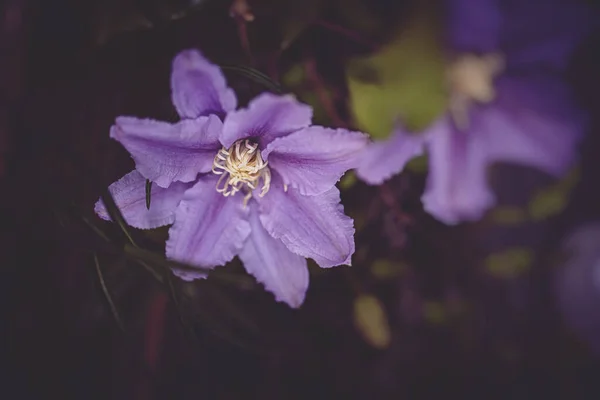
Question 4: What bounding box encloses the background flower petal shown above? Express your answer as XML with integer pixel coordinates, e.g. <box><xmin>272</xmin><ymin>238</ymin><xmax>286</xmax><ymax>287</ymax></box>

<box><xmin>165</xmin><ymin>176</ymin><xmax>251</xmax><ymax>272</ymax></box>
<box><xmin>257</xmin><ymin>181</ymin><xmax>355</xmax><ymax>268</ymax></box>
<box><xmin>501</xmin><ymin>0</ymin><xmax>596</xmax><ymax>71</ymax></box>
<box><xmin>356</xmin><ymin>124</ymin><xmax>427</xmax><ymax>185</ymax></box>
<box><xmin>110</xmin><ymin>115</ymin><xmax>222</xmax><ymax>188</ymax></box>
<box><xmin>220</xmin><ymin>93</ymin><xmax>312</xmax><ymax>149</ymax></box>
<box><xmin>171</xmin><ymin>268</ymin><xmax>207</xmax><ymax>282</ymax></box>
<box><xmin>446</xmin><ymin>0</ymin><xmax>502</xmax><ymax>52</ymax></box>
<box><xmin>481</xmin><ymin>76</ymin><xmax>585</xmax><ymax>177</ymax></box>
<box><xmin>421</xmin><ymin>119</ymin><xmax>496</xmax><ymax>225</ymax></box>
<box><xmin>95</xmin><ymin>170</ymin><xmax>191</xmax><ymax>229</ymax></box>
<box><xmin>262</xmin><ymin>126</ymin><xmax>368</xmax><ymax>196</ymax></box>
<box><xmin>239</xmin><ymin>202</ymin><xmax>309</xmax><ymax>308</ymax></box>
<box><xmin>555</xmin><ymin>223</ymin><xmax>600</xmax><ymax>355</ymax></box>
<box><xmin>171</xmin><ymin>49</ymin><xmax>237</xmax><ymax>119</ymax></box>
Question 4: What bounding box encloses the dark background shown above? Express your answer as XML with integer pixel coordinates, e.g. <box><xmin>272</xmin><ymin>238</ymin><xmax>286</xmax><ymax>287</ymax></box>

<box><xmin>3</xmin><ymin>0</ymin><xmax>600</xmax><ymax>398</ymax></box>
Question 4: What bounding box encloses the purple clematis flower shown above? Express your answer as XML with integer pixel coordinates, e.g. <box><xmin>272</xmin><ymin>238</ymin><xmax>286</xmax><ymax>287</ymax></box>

<box><xmin>554</xmin><ymin>222</ymin><xmax>600</xmax><ymax>355</ymax></box>
<box><xmin>95</xmin><ymin>49</ymin><xmax>368</xmax><ymax>307</ymax></box>
<box><xmin>356</xmin><ymin>0</ymin><xmax>595</xmax><ymax>225</ymax></box>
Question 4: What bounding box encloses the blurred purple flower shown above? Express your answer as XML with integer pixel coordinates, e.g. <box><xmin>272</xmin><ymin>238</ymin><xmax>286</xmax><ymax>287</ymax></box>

<box><xmin>96</xmin><ymin>49</ymin><xmax>367</xmax><ymax>307</ymax></box>
<box><xmin>357</xmin><ymin>0</ymin><xmax>594</xmax><ymax>224</ymax></box>
<box><xmin>555</xmin><ymin>222</ymin><xmax>600</xmax><ymax>354</ymax></box>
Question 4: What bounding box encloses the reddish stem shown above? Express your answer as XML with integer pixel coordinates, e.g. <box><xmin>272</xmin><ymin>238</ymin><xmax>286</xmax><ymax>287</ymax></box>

<box><xmin>303</xmin><ymin>56</ymin><xmax>347</xmax><ymax>128</ymax></box>
<box><xmin>235</xmin><ymin>19</ymin><xmax>254</xmax><ymax>66</ymax></box>
<box><xmin>230</xmin><ymin>0</ymin><xmax>255</xmax><ymax>65</ymax></box>
<box><xmin>136</xmin><ymin>292</ymin><xmax>168</xmax><ymax>400</ymax></box>
<box><xmin>313</xmin><ymin>19</ymin><xmax>379</xmax><ymax>50</ymax></box>
<box><xmin>266</xmin><ymin>49</ymin><xmax>281</xmax><ymax>82</ymax></box>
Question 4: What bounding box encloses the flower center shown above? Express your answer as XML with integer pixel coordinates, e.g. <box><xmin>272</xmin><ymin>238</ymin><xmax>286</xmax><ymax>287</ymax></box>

<box><xmin>211</xmin><ymin>139</ymin><xmax>271</xmax><ymax>204</ymax></box>
<box><xmin>446</xmin><ymin>53</ymin><xmax>504</xmax><ymax>129</ymax></box>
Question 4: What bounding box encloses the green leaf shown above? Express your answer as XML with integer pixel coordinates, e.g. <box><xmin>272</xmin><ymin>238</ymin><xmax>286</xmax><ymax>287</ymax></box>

<box><xmin>92</xmin><ymin>252</ymin><xmax>126</xmax><ymax>332</ymax></box>
<box><xmin>370</xmin><ymin>259</ymin><xmax>406</xmax><ymax>279</ymax></box>
<box><xmin>338</xmin><ymin>171</ymin><xmax>357</xmax><ymax>190</ymax></box>
<box><xmin>346</xmin><ymin>3</ymin><xmax>447</xmax><ymax>139</ymax></box>
<box><xmin>122</xmin><ymin>244</ymin><xmax>255</xmax><ymax>289</ymax></box>
<box><xmin>423</xmin><ymin>301</ymin><xmax>446</xmax><ymax>325</ymax></box>
<box><xmin>528</xmin><ymin>187</ymin><xmax>570</xmax><ymax>221</ymax></box>
<box><xmin>353</xmin><ymin>294</ymin><xmax>391</xmax><ymax>349</ymax></box>
<box><xmin>405</xmin><ymin>154</ymin><xmax>429</xmax><ymax>174</ymax></box>
<box><xmin>485</xmin><ymin>248</ymin><xmax>534</xmax><ymax>279</ymax></box>
<box><xmin>528</xmin><ymin>166</ymin><xmax>580</xmax><ymax>221</ymax></box>
<box><xmin>490</xmin><ymin>206</ymin><xmax>528</xmax><ymax>226</ymax></box>
<box><xmin>98</xmin><ymin>188</ymin><xmax>138</xmax><ymax>247</ymax></box>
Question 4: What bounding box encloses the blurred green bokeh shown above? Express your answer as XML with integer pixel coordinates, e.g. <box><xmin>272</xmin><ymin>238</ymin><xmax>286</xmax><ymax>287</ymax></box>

<box><xmin>346</xmin><ymin>2</ymin><xmax>447</xmax><ymax>139</ymax></box>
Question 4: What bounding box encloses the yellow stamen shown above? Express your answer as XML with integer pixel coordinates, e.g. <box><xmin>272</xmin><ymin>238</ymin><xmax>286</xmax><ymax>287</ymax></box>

<box><xmin>212</xmin><ymin>139</ymin><xmax>271</xmax><ymax>205</ymax></box>
<box><xmin>446</xmin><ymin>53</ymin><xmax>504</xmax><ymax>129</ymax></box>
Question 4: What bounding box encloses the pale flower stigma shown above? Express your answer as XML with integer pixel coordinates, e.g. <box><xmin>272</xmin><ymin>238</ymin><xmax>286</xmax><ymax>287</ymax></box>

<box><xmin>212</xmin><ymin>139</ymin><xmax>271</xmax><ymax>206</ymax></box>
<box><xmin>446</xmin><ymin>52</ymin><xmax>505</xmax><ymax>130</ymax></box>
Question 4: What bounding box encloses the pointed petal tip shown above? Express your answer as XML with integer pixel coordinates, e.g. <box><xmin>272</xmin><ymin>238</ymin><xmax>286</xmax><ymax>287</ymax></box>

<box><xmin>285</xmin><ymin>295</ymin><xmax>305</xmax><ymax>309</ymax></box>
<box><xmin>109</xmin><ymin>116</ymin><xmax>222</xmax><ymax>188</ymax></box>
<box><xmin>317</xmin><ymin>249</ymin><xmax>354</xmax><ymax>268</ymax></box>
<box><xmin>355</xmin><ymin>128</ymin><xmax>426</xmax><ymax>186</ymax></box>
<box><xmin>173</xmin><ymin>48</ymin><xmax>206</xmax><ymax>65</ymax></box>
<box><xmin>422</xmin><ymin>192</ymin><xmax>495</xmax><ymax>226</ymax></box>
<box><xmin>94</xmin><ymin>198</ymin><xmax>109</xmax><ymax>220</ymax></box>
<box><xmin>109</xmin><ymin>121</ymin><xmax>125</xmax><ymax>143</ymax></box>
<box><xmin>171</xmin><ymin>48</ymin><xmax>237</xmax><ymax>118</ymax></box>
<box><xmin>355</xmin><ymin>167</ymin><xmax>391</xmax><ymax>186</ymax></box>
<box><xmin>109</xmin><ymin>123</ymin><xmax>118</xmax><ymax>139</ymax></box>
<box><xmin>274</xmin><ymin>289</ymin><xmax>306</xmax><ymax>308</ymax></box>
<box><xmin>172</xmin><ymin>268</ymin><xmax>208</xmax><ymax>281</ymax></box>
<box><xmin>257</xmin><ymin>181</ymin><xmax>355</xmax><ymax>271</ymax></box>
<box><xmin>110</xmin><ymin>116</ymin><xmax>143</xmax><ymax>138</ymax></box>
<box><xmin>239</xmin><ymin>204</ymin><xmax>309</xmax><ymax>309</ymax></box>
<box><xmin>94</xmin><ymin>170</ymin><xmax>189</xmax><ymax>229</ymax></box>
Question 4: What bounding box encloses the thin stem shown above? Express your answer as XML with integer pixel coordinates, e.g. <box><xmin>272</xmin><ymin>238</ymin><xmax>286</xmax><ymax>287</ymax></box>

<box><xmin>303</xmin><ymin>56</ymin><xmax>347</xmax><ymax>128</ymax></box>
<box><xmin>313</xmin><ymin>19</ymin><xmax>379</xmax><ymax>50</ymax></box>
<box><xmin>230</xmin><ymin>0</ymin><xmax>255</xmax><ymax>65</ymax></box>
<box><xmin>93</xmin><ymin>252</ymin><xmax>126</xmax><ymax>332</ymax></box>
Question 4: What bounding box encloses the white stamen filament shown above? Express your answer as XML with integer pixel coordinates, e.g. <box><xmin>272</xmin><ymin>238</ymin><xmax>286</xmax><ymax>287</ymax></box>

<box><xmin>212</xmin><ymin>139</ymin><xmax>271</xmax><ymax>206</ymax></box>
<box><xmin>446</xmin><ymin>52</ymin><xmax>504</xmax><ymax>130</ymax></box>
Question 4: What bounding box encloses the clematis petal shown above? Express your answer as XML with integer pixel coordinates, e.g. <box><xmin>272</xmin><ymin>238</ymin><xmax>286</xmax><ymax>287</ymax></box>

<box><xmin>257</xmin><ymin>180</ymin><xmax>355</xmax><ymax>268</ymax></box>
<box><xmin>555</xmin><ymin>223</ymin><xmax>600</xmax><ymax>355</ymax></box>
<box><xmin>421</xmin><ymin>118</ymin><xmax>495</xmax><ymax>225</ymax></box>
<box><xmin>165</xmin><ymin>176</ymin><xmax>251</xmax><ymax>276</ymax></box>
<box><xmin>262</xmin><ymin>126</ymin><xmax>368</xmax><ymax>196</ymax></box>
<box><xmin>172</xmin><ymin>268</ymin><xmax>207</xmax><ymax>282</ymax></box>
<box><xmin>446</xmin><ymin>0</ymin><xmax>502</xmax><ymax>52</ymax></box>
<box><xmin>356</xmin><ymin>124</ymin><xmax>427</xmax><ymax>185</ymax></box>
<box><xmin>110</xmin><ymin>115</ymin><xmax>223</xmax><ymax>188</ymax></box>
<box><xmin>502</xmin><ymin>0</ymin><xmax>595</xmax><ymax>71</ymax></box>
<box><xmin>239</xmin><ymin>202</ymin><xmax>309</xmax><ymax>308</ymax></box>
<box><xmin>171</xmin><ymin>49</ymin><xmax>237</xmax><ymax>119</ymax></box>
<box><xmin>481</xmin><ymin>76</ymin><xmax>585</xmax><ymax>177</ymax></box>
<box><xmin>220</xmin><ymin>92</ymin><xmax>312</xmax><ymax>149</ymax></box>
<box><xmin>95</xmin><ymin>170</ymin><xmax>191</xmax><ymax>229</ymax></box>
